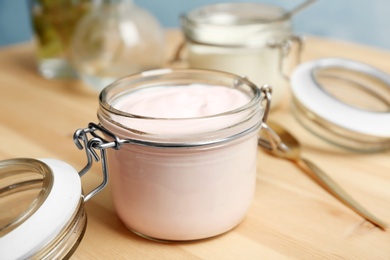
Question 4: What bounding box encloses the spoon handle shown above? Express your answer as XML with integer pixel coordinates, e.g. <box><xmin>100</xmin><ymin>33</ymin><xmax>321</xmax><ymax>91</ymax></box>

<box><xmin>298</xmin><ymin>158</ymin><xmax>387</xmax><ymax>230</ymax></box>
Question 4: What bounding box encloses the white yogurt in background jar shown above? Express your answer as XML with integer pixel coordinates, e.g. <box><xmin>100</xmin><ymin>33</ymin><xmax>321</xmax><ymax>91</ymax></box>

<box><xmin>97</xmin><ymin>69</ymin><xmax>271</xmax><ymax>241</ymax></box>
<box><xmin>180</xmin><ymin>2</ymin><xmax>303</xmax><ymax>110</ymax></box>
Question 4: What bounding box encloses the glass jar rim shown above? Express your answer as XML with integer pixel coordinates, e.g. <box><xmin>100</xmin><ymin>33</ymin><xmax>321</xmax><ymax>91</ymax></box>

<box><xmin>99</xmin><ymin>68</ymin><xmax>262</xmax><ymax>121</ymax></box>
<box><xmin>180</xmin><ymin>3</ymin><xmax>293</xmax><ymax>47</ymax></box>
<box><xmin>183</xmin><ymin>3</ymin><xmax>289</xmax><ymax>26</ymax></box>
<box><xmin>97</xmin><ymin>68</ymin><xmax>268</xmax><ymax>146</ymax></box>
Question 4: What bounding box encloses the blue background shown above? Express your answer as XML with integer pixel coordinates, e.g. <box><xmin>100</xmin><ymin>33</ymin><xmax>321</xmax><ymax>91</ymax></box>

<box><xmin>1</xmin><ymin>0</ymin><xmax>390</xmax><ymax>50</ymax></box>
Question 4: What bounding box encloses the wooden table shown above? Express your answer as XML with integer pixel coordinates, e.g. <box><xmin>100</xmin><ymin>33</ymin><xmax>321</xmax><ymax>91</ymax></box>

<box><xmin>1</xmin><ymin>31</ymin><xmax>389</xmax><ymax>259</ymax></box>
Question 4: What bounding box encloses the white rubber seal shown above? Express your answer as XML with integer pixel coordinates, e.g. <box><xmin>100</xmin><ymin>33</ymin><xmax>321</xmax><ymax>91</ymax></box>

<box><xmin>291</xmin><ymin>57</ymin><xmax>390</xmax><ymax>137</ymax></box>
<box><xmin>0</xmin><ymin>158</ymin><xmax>82</xmax><ymax>260</ymax></box>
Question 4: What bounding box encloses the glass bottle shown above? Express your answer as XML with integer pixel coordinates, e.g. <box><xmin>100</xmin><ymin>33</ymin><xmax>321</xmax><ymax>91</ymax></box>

<box><xmin>71</xmin><ymin>0</ymin><xmax>165</xmax><ymax>91</ymax></box>
<box><xmin>30</xmin><ymin>0</ymin><xmax>90</xmax><ymax>79</ymax></box>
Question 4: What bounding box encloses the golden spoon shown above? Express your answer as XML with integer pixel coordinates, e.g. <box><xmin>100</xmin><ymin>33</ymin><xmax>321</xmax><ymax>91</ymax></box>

<box><xmin>258</xmin><ymin>121</ymin><xmax>387</xmax><ymax>230</ymax></box>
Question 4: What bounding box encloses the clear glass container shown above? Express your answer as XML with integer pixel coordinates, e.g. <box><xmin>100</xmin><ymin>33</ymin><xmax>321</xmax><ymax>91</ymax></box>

<box><xmin>0</xmin><ymin>158</ymin><xmax>86</xmax><ymax>259</ymax></box>
<box><xmin>93</xmin><ymin>68</ymin><xmax>271</xmax><ymax>241</ymax></box>
<box><xmin>30</xmin><ymin>0</ymin><xmax>90</xmax><ymax>79</ymax></box>
<box><xmin>71</xmin><ymin>0</ymin><xmax>165</xmax><ymax>92</ymax></box>
<box><xmin>180</xmin><ymin>2</ymin><xmax>302</xmax><ymax>110</ymax></box>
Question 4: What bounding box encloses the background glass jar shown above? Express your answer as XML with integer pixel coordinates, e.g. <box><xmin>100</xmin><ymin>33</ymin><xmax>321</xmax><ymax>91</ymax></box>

<box><xmin>30</xmin><ymin>0</ymin><xmax>90</xmax><ymax>79</ymax></box>
<box><xmin>179</xmin><ymin>2</ymin><xmax>304</xmax><ymax>110</ymax></box>
<box><xmin>70</xmin><ymin>0</ymin><xmax>165</xmax><ymax>92</ymax></box>
<box><xmin>83</xmin><ymin>68</ymin><xmax>271</xmax><ymax>241</ymax></box>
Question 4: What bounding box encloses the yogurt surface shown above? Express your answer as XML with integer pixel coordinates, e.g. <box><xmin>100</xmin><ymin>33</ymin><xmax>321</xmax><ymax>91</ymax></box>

<box><xmin>113</xmin><ymin>84</ymin><xmax>250</xmax><ymax>118</ymax></box>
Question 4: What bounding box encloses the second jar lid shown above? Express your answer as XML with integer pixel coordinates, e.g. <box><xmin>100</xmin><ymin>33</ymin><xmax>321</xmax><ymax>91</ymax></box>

<box><xmin>290</xmin><ymin>57</ymin><xmax>390</xmax><ymax>152</ymax></box>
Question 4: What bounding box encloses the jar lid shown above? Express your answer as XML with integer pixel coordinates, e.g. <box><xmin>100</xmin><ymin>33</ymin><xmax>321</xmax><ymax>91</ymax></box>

<box><xmin>0</xmin><ymin>158</ymin><xmax>85</xmax><ymax>259</ymax></box>
<box><xmin>290</xmin><ymin>57</ymin><xmax>390</xmax><ymax>152</ymax></box>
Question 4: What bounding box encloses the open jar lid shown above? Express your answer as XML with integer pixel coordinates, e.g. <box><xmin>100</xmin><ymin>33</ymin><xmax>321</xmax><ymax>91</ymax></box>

<box><xmin>0</xmin><ymin>158</ymin><xmax>86</xmax><ymax>259</ymax></box>
<box><xmin>290</xmin><ymin>57</ymin><xmax>390</xmax><ymax>152</ymax></box>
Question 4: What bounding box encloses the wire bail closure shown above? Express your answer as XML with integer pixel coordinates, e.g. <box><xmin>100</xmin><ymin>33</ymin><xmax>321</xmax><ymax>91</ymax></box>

<box><xmin>259</xmin><ymin>84</ymin><xmax>272</xmax><ymax>123</ymax></box>
<box><xmin>266</xmin><ymin>35</ymin><xmax>303</xmax><ymax>81</ymax></box>
<box><xmin>73</xmin><ymin>123</ymin><xmax>123</xmax><ymax>202</ymax></box>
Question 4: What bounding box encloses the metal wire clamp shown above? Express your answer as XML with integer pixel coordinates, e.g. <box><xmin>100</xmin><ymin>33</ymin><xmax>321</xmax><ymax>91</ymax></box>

<box><xmin>73</xmin><ymin>123</ymin><xmax>123</xmax><ymax>202</ymax></box>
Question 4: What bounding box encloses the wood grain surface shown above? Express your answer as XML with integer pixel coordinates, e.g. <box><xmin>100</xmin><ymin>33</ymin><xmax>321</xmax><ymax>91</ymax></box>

<box><xmin>1</xmin><ymin>30</ymin><xmax>389</xmax><ymax>259</ymax></box>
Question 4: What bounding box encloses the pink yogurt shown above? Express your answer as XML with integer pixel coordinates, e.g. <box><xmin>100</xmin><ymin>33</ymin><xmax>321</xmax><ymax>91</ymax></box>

<box><xmin>97</xmin><ymin>69</ymin><xmax>268</xmax><ymax>241</ymax></box>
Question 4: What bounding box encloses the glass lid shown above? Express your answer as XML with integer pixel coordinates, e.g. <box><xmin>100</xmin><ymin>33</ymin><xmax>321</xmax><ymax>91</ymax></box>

<box><xmin>290</xmin><ymin>57</ymin><xmax>390</xmax><ymax>152</ymax></box>
<box><xmin>0</xmin><ymin>158</ymin><xmax>84</xmax><ymax>259</ymax></box>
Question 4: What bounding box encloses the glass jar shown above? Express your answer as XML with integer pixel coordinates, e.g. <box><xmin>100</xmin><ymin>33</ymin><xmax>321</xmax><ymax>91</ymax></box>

<box><xmin>30</xmin><ymin>0</ymin><xmax>90</xmax><ymax>79</ymax></box>
<box><xmin>0</xmin><ymin>158</ymin><xmax>87</xmax><ymax>259</ymax></box>
<box><xmin>75</xmin><ymin>68</ymin><xmax>271</xmax><ymax>241</ymax></box>
<box><xmin>70</xmin><ymin>0</ymin><xmax>165</xmax><ymax>92</ymax></box>
<box><xmin>180</xmin><ymin>2</ymin><xmax>302</xmax><ymax>110</ymax></box>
